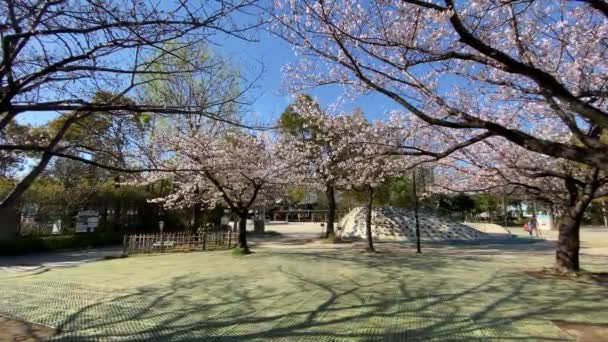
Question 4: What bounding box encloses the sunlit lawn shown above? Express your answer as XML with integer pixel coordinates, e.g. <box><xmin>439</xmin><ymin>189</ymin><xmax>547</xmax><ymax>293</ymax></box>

<box><xmin>0</xmin><ymin>242</ymin><xmax>607</xmax><ymax>341</ymax></box>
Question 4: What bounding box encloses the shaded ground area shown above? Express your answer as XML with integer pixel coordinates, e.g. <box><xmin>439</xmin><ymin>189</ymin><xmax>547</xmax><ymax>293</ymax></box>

<box><xmin>0</xmin><ymin>225</ymin><xmax>606</xmax><ymax>340</ymax></box>
<box><xmin>0</xmin><ymin>315</ymin><xmax>58</xmax><ymax>341</ymax></box>
<box><xmin>0</xmin><ymin>246</ymin><xmax>122</xmax><ymax>273</ymax></box>
<box><xmin>553</xmin><ymin>320</ymin><xmax>608</xmax><ymax>342</ymax></box>
<box><xmin>0</xmin><ymin>244</ymin><xmax>607</xmax><ymax>340</ymax></box>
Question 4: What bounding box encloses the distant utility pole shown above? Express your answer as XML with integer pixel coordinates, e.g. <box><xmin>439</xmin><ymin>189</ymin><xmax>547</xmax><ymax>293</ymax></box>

<box><xmin>411</xmin><ymin>169</ymin><xmax>422</xmax><ymax>254</ymax></box>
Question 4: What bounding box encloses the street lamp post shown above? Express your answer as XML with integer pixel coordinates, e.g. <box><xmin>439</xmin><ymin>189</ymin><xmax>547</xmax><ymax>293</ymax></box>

<box><xmin>159</xmin><ymin>221</ymin><xmax>165</xmax><ymax>253</ymax></box>
<box><xmin>411</xmin><ymin>169</ymin><xmax>422</xmax><ymax>254</ymax></box>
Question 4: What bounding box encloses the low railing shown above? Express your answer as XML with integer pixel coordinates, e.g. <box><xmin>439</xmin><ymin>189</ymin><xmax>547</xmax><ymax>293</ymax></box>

<box><xmin>124</xmin><ymin>231</ymin><xmax>238</xmax><ymax>255</ymax></box>
<box><xmin>271</xmin><ymin>210</ymin><xmax>348</xmax><ymax>223</ymax></box>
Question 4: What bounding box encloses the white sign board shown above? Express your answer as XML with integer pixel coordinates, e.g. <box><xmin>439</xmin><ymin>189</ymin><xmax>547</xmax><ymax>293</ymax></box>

<box><xmin>75</xmin><ymin>210</ymin><xmax>99</xmax><ymax>233</ymax></box>
<box><xmin>537</xmin><ymin>214</ymin><xmax>554</xmax><ymax>231</ymax></box>
<box><xmin>52</xmin><ymin>219</ymin><xmax>62</xmax><ymax>234</ymax></box>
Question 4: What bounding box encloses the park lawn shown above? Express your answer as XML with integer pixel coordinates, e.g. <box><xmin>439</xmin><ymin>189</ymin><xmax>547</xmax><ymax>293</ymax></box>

<box><xmin>0</xmin><ymin>245</ymin><xmax>606</xmax><ymax>341</ymax></box>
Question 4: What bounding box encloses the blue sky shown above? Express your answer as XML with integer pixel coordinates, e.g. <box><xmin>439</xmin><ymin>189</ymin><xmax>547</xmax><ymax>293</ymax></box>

<box><xmin>17</xmin><ymin>29</ymin><xmax>400</xmax><ymax>127</ymax></box>
<box><xmin>219</xmin><ymin>30</ymin><xmax>399</xmax><ymax>122</ymax></box>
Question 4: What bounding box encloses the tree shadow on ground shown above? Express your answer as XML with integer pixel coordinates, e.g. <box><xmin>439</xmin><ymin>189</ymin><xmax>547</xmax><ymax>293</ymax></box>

<box><xmin>351</xmin><ymin>239</ymin><xmax>557</xmax><ymax>258</ymax></box>
<box><xmin>0</xmin><ymin>247</ymin><xmax>122</xmax><ymax>271</ymax></box>
<box><xmin>0</xmin><ymin>250</ymin><xmax>604</xmax><ymax>341</ymax></box>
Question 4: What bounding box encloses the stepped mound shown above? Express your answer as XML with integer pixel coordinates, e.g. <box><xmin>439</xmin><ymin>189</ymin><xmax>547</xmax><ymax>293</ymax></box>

<box><xmin>338</xmin><ymin>206</ymin><xmax>489</xmax><ymax>241</ymax></box>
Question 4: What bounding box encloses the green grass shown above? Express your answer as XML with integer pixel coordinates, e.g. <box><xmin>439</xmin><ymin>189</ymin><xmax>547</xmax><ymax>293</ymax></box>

<box><xmin>231</xmin><ymin>247</ymin><xmax>253</xmax><ymax>256</ymax></box>
<box><xmin>0</xmin><ymin>244</ymin><xmax>606</xmax><ymax>341</ymax></box>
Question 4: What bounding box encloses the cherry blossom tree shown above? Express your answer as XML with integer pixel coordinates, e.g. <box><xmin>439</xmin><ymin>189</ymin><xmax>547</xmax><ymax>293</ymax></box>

<box><xmin>278</xmin><ymin>95</ymin><xmax>369</xmax><ymax>239</ymax></box>
<box><xmin>279</xmin><ymin>93</ymin><xmax>480</xmax><ymax>241</ymax></box>
<box><xmin>145</xmin><ymin>126</ymin><xmax>289</xmax><ymax>254</ymax></box>
<box><xmin>343</xmin><ymin>120</ymin><xmax>403</xmax><ymax>252</ymax></box>
<box><xmin>434</xmin><ymin>137</ymin><xmax>608</xmax><ymax>272</ymax></box>
<box><xmin>0</xmin><ymin>0</ymin><xmax>260</xmax><ymax>209</ymax></box>
<box><xmin>269</xmin><ymin>1</ymin><xmax>608</xmax><ymax>171</ymax></box>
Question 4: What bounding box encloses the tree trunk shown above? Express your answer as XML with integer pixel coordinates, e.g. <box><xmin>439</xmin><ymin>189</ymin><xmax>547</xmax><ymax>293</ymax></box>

<box><xmin>100</xmin><ymin>204</ymin><xmax>108</xmax><ymax>231</ymax></box>
<box><xmin>191</xmin><ymin>185</ymin><xmax>202</xmax><ymax>231</ymax></box>
<box><xmin>555</xmin><ymin>210</ymin><xmax>583</xmax><ymax>272</ymax></box>
<box><xmin>365</xmin><ymin>187</ymin><xmax>375</xmax><ymax>252</ymax></box>
<box><xmin>502</xmin><ymin>194</ymin><xmax>508</xmax><ymax>228</ymax></box>
<box><xmin>325</xmin><ymin>185</ymin><xmax>336</xmax><ymax>240</ymax></box>
<box><xmin>517</xmin><ymin>202</ymin><xmax>524</xmax><ymax>218</ymax></box>
<box><xmin>0</xmin><ymin>114</ymin><xmax>81</xmax><ymax>210</ymax></box>
<box><xmin>191</xmin><ymin>202</ymin><xmax>202</xmax><ymax>231</ymax></box>
<box><xmin>555</xmin><ymin>196</ymin><xmax>594</xmax><ymax>273</ymax></box>
<box><xmin>0</xmin><ymin>153</ymin><xmax>53</xmax><ymax>210</ymax></box>
<box><xmin>238</xmin><ymin>210</ymin><xmax>251</xmax><ymax>253</ymax></box>
<box><xmin>601</xmin><ymin>199</ymin><xmax>608</xmax><ymax>230</ymax></box>
<box><xmin>232</xmin><ymin>213</ymin><xmax>238</xmax><ymax>232</ymax></box>
<box><xmin>555</xmin><ymin>174</ymin><xmax>597</xmax><ymax>273</ymax></box>
<box><xmin>113</xmin><ymin>176</ymin><xmax>122</xmax><ymax>232</ymax></box>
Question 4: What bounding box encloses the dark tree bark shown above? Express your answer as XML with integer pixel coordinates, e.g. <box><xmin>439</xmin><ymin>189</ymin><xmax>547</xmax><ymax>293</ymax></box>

<box><xmin>232</xmin><ymin>213</ymin><xmax>238</xmax><ymax>232</ymax></box>
<box><xmin>555</xmin><ymin>172</ymin><xmax>599</xmax><ymax>272</ymax></box>
<box><xmin>190</xmin><ymin>185</ymin><xmax>203</xmax><ymax>230</ymax></box>
<box><xmin>325</xmin><ymin>185</ymin><xmax>336</xmax><ymax>239</ymax></box>
<box><xmin>113</xmin><ymin>175</ymin><xmax>122</xmax><ymax>232</ymax></box>
<box><xmin>0</xmin><ymin>113</ymin><xmax>80</xmax><ymax>210</ymax></box>
<box><xmin>100</xmin><ymin>204</ymin><xmax>108</xmax><ymax>230</ymax></box>
<box><xmin>555</xmin><ymin>207</ymin><xmax>584</xmax><ymax>272</ymax></box>
<box><xmin>365</xmin><ymin>186</ymin><xmax>375</xmax><ymax>252</ymax></box>
<box><xmin>0</xmin><ymin>152</ymin><xmax>52</xmax><ymax>210</ymax></box>
<box><xmin>237</xmin><ymin>209</ymin><xmax>251</xmax><ymax>253</ymax></box>
<box><xmin>191</xmin><ymin>203</ymin><xmax>201</xmax><ymax>230</ymax></box>
<box><xmin>203</xmin><ymin>171</ymin><xmax>263</xmax><ymax>254</ymax></box>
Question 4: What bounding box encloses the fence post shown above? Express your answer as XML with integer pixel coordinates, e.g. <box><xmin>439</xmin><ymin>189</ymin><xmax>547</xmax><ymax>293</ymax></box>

<box><xmin>203</xmin><ymin>230</ymin><xmax>207</xmax><ymax>251</ymax></box>
<box><xmin>228</xmin><ymin>229</ymin><xmax>232</xmax><ymax>248</ymax></box>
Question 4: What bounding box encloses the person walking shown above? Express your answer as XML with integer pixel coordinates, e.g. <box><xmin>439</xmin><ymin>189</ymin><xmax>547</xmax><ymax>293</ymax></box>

<box><xmin>529</xmin><ymin>215</ymin><xmax>540</xmax><ymax>237</ymax></box>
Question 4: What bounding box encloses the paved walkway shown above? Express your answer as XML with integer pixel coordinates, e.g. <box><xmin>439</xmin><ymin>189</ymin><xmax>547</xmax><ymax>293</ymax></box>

<box><xmin>2</xmin><ymin>224</ymin><xmax>607</xmax><ymax>272</ymax></box>
<box><xmin>0</xmin><ymin>247</ymin><xmax>122</xmax><ymax>273</ymax></box>
<box><xmin>250</xmin><ymin>222</ymin><xmax>328</xmax><ymax>248</ymax></box>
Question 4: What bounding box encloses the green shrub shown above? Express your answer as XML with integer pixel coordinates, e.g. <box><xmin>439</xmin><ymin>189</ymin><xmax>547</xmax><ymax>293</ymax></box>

<box><xmin>0</xmin><ymin>233</ymin><xmax>122</xmax><ymax>256</ymax></box>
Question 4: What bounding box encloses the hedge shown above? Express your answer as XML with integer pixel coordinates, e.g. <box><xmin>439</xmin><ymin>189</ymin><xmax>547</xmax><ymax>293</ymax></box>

<box><xmin>0</xmin><ymin>233</ymin><xmax>123</xmax><ymax>256</ymax></box>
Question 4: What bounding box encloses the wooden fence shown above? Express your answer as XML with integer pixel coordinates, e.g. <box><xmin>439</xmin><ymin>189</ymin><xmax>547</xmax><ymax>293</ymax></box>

<box><xmin>271</xmin><ymin>210</ymin><xmax>348</xmax><ymax>223</ymax></box>
<box><xmin>124</xmin><ymin>231</ymin><xmax>238</xmax><ymax>255</ymax></box>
